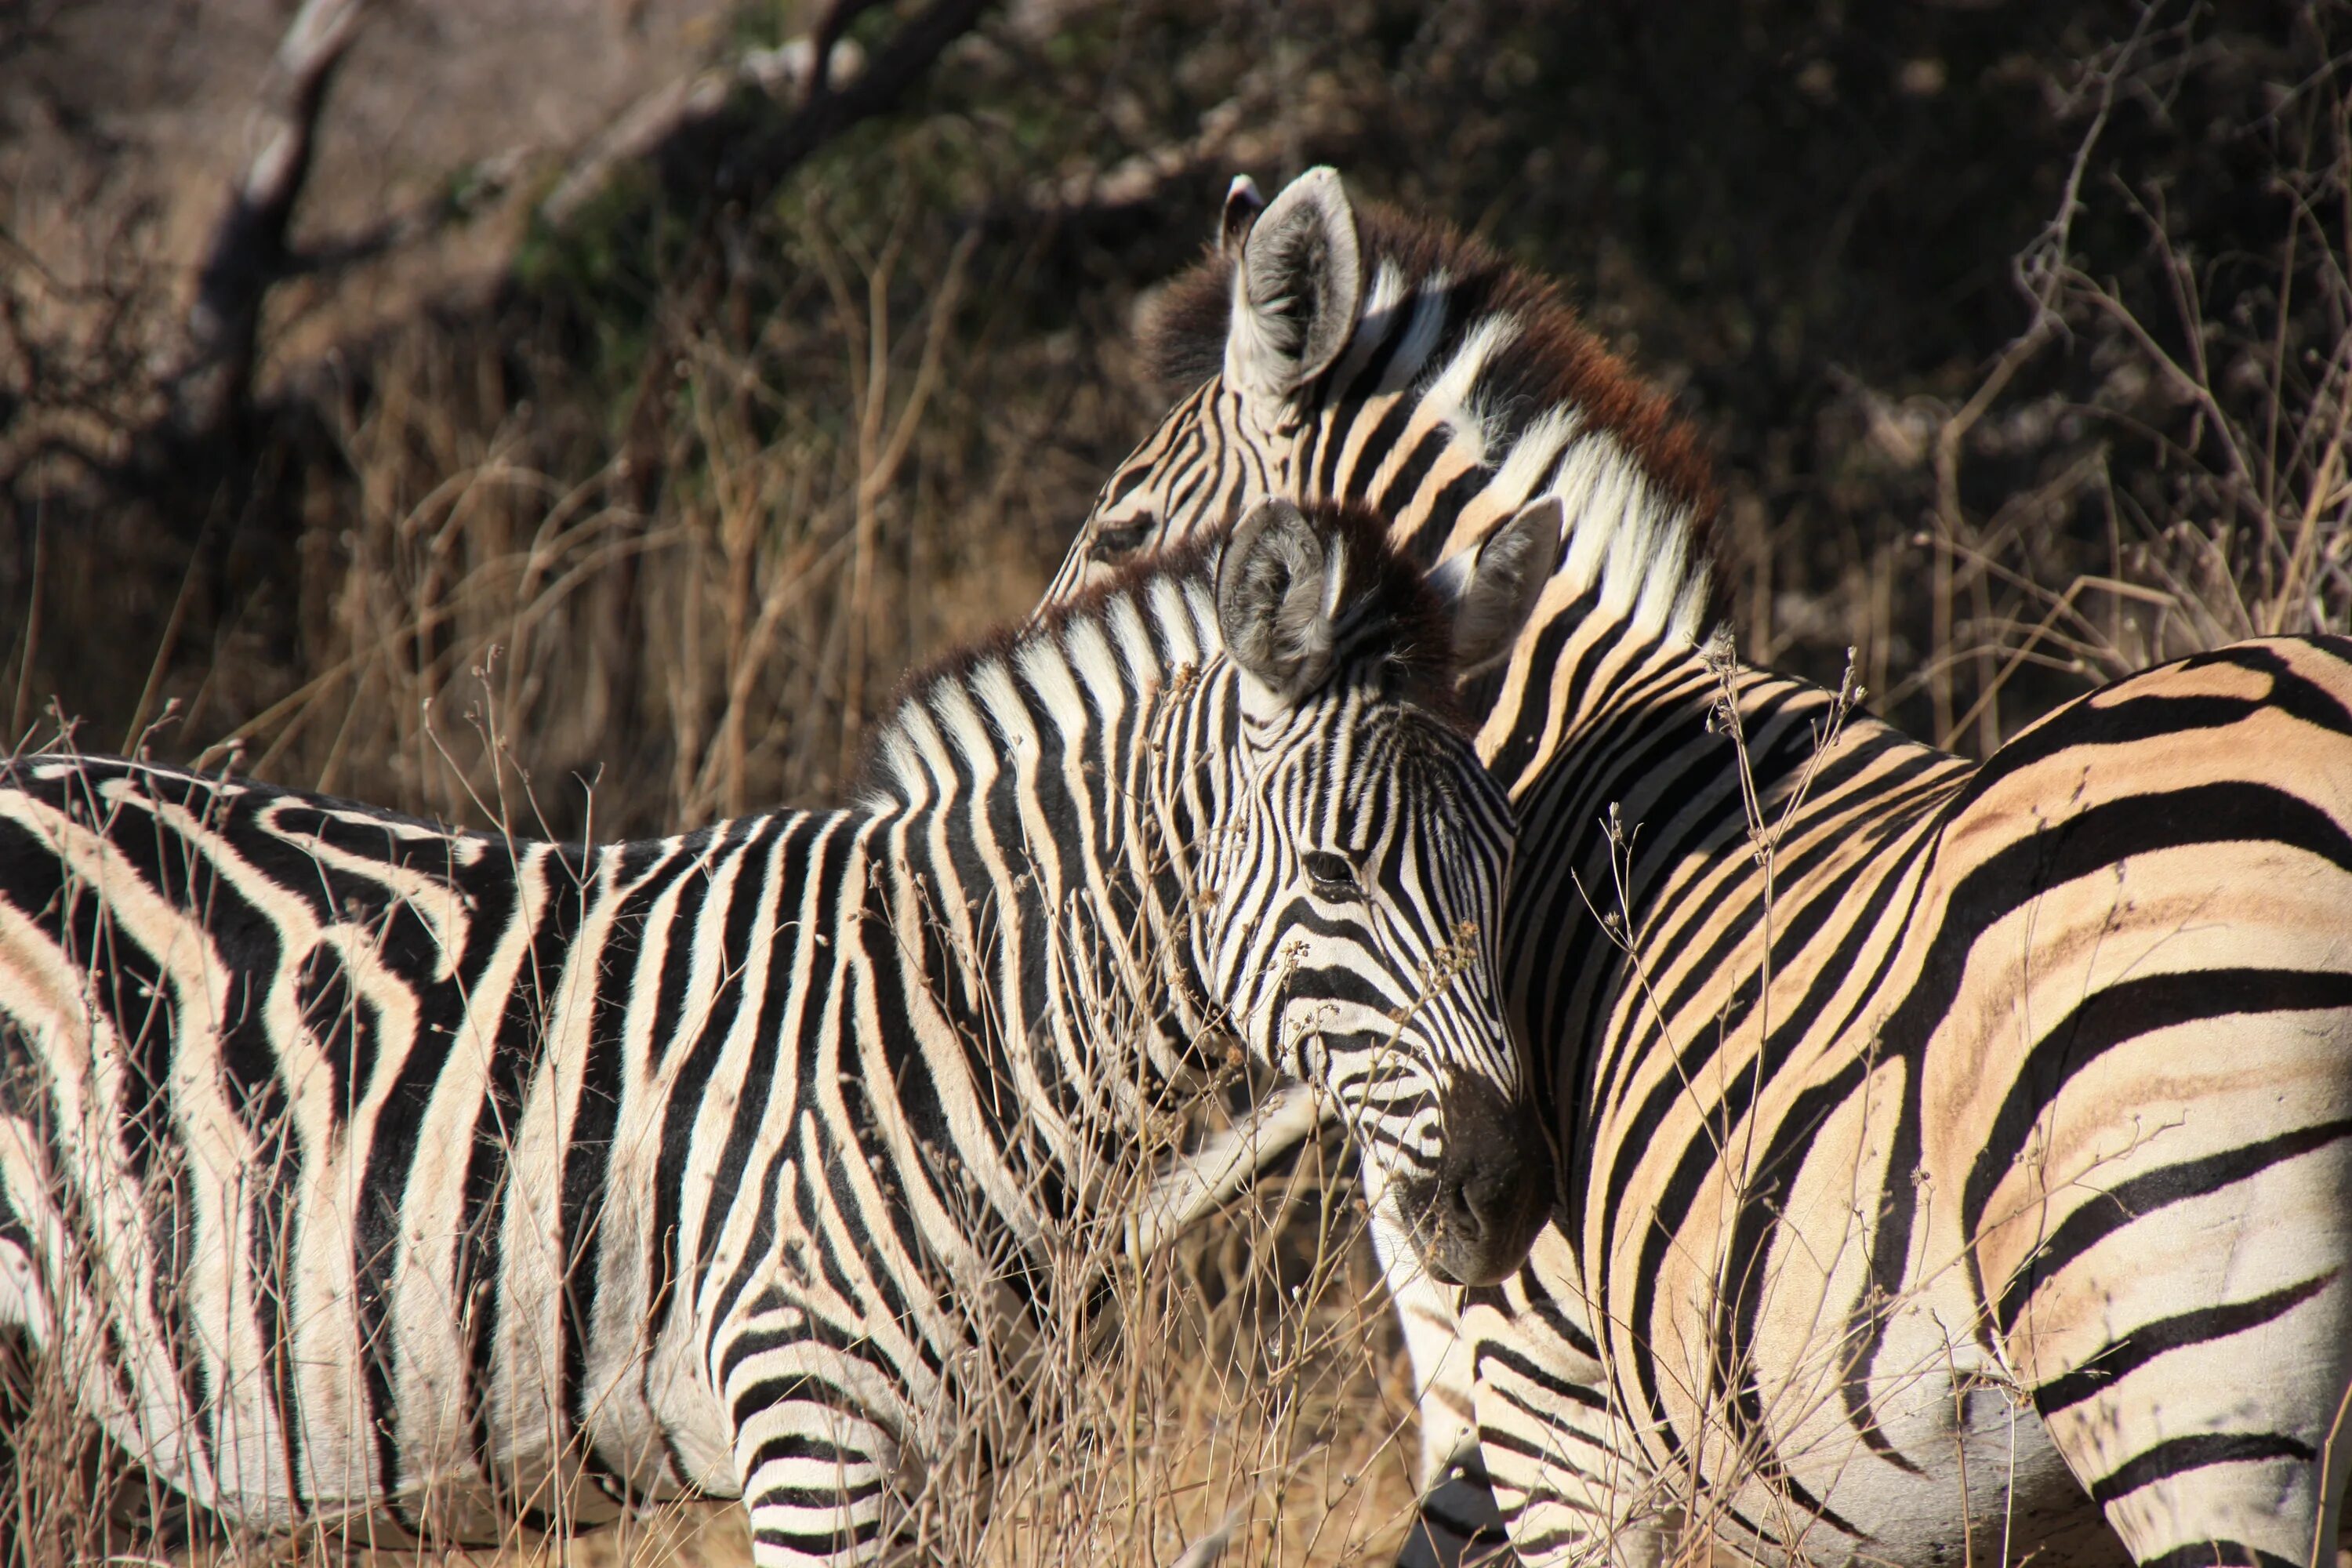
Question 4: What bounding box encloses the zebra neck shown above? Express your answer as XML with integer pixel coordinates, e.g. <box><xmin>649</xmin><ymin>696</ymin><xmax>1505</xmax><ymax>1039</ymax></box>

<box><xmin>858</xmin><ymin>674</ymin><xmax>1229</xmax><ymax>1228</ymax></box>
<box><xmin>1499</xmin><ymin>622</ymin><xmax>1965</xmax><ymax>1134</ymax></box>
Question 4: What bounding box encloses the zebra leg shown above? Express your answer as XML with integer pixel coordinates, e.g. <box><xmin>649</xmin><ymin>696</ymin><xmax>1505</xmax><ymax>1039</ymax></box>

<box><xmin>1374</xmin><ymin>1220</ymin><xmax>1515</xmax><ymax>1568</ymax></box>
<box><xmin>729</xmin><ymin>1370</ymin><xmax>921</xmax><ymax>1568</ymax></box>
<box><xmin>1461</xmin><ymin>1226</ymin><xmax>1671</xmax><ymax>1568</ymax></box>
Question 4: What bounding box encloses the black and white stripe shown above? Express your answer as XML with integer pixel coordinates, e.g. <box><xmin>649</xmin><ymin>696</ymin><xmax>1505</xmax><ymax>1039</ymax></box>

<box><xmin>0</xmin><ymin>499</ymin><xmax>1552</xmax><ymax>1565</ymax></box>
<box><xmin>1044</xmin><ymin>168</ymin><xmax>2352</xmax><ymax>1568</ymax></box>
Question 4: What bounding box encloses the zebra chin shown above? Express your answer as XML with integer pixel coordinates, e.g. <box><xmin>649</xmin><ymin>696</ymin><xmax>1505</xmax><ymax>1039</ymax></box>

<box><xmin>1385</xmin><ymin>1075</ymin><xmax>1553</xmax><ymax>1287</ymax></box>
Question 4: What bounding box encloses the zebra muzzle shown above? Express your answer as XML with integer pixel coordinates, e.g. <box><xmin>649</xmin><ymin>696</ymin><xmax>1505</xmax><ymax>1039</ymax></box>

<box><xmin>1395</xmin><ymin>1074</ymin><xmax>1553</xmax><ymax>1287</ymax></box>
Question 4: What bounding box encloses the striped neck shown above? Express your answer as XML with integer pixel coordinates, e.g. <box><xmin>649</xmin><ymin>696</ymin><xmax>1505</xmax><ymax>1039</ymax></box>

<box><xmin>1496</xmin><ymin>616</ymin><xmax>1970</xmax><ymax>1163</ymax></box>
<box><xmin>856</xmin><ymin>575</ymin><xmax>1240</xmax><ymax>1208</ymax></box>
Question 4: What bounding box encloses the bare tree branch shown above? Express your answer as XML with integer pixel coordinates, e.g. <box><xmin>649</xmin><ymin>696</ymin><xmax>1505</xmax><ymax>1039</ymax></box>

<box><xmin>165</xmin><ymin>0</ymin><xmax>368</xmax><ymax>438</ymax></box>
<box><xmin>713</xmin><ymin>0</ymin><xmax>996</xmax><ymax>205</ymax></box>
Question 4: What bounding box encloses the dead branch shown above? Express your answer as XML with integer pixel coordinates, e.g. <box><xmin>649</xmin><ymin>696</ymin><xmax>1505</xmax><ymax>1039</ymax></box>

<box><xmin>713</xmin><ymin>0</ymin><xmax>996</xmax><ymax>206</ymax></box>
<box><xmin>164</xmin><ymin>0</ymin><xmax>369</xmax><ymax>439</ymax></box>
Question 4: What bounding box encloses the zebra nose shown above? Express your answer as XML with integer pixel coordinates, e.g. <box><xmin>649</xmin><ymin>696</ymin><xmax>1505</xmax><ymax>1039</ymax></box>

<box><xmin>1446</xmin><ymin>1153</ymin><xmax>1519</xmax><ymax>1243</ymax></box>
<box><xmin>1410</xmin><ymin>1076</ymin><xmax>1553</xmax><ymax>1287</ymax></box>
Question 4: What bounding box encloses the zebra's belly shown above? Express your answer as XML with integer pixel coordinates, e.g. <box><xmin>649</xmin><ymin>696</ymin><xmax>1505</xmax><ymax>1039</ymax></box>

<box><xmin>15</xmin><ymin>1330</ymin><xmax>725</xmax><ymax>1546</ymax></box>
<box><xmin>0</xmin><ymin>1299</ymin><xmax>724</xmax><ymax>1544</ymax></box>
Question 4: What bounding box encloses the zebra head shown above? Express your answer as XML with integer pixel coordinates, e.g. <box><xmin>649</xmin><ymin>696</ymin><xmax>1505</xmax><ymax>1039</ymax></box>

<box><xmin>1178</xmin><ymin>495</ymin><xmax>1557</xmax><ymax>1287</ymax></box>
<box><xmin>1044</xmin><ymin>166</ymin><xmax>1362</xmax><ymax>601</ymax></box>
<box><xmin>1042</xmin><ymin>164</ymin><xmax>1711</xmax><ymax>627</ymax></box>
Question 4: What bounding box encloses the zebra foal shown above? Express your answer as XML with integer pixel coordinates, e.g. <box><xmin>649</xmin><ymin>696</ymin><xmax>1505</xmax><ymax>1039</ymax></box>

<box><xmin>0</xmin><ymin>498</ymin><xmax>1555</xmax><ymax>1563</ymax></box>
<box><xmin>1045</xmin><ymin>167</ymin><xmax>2352</xmax><ymax>1568</ymax></box>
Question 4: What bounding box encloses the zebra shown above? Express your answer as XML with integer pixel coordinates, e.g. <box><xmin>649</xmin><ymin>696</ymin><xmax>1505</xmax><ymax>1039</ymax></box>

<box><xmin>0</xmin><ymin>496</ymin><xmax>1559</xmax><ymax>1566</ymax></box>
<box><xmin>1040</xmin><ymin>165</ymin><xmax>2352</xmax><ymax>1568</ymax></box>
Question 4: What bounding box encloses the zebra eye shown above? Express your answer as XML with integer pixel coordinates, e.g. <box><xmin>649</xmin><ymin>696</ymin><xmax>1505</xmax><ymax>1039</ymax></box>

<box><xmin>1088</xmin><ymin>518</ymin><xmax>1156</xmax><ymax>561</ymax></box>
<box><xmin>1302</xmin><ymin>851</ymin><xmax>1359</xmax><ymax>896</ymax></box>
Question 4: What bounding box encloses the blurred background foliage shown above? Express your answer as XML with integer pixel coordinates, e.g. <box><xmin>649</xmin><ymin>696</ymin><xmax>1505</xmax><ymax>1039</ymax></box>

<box><xmin>1</xmin><ymin>0</ymin><xmax>2345</xmax><ymax>836</ymax></box>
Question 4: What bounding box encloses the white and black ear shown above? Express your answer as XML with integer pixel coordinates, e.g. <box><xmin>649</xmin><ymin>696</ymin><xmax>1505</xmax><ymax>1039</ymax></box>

<box><xmin>1217</xmin><ymin>499</ymin><xmax>1348</xmax><ymax>703</ymax></box>
<box><xmin>1218</xmin><ymin>174</ymin><xmax>1265</xmax><ymax>257</ymax></box>
<box><xmin>1427</xmin><ymin>498</ymin><xmax>1563</xmax><ymax>679</ymax></box>
<box><xmin>1225</xmin><ymin>166</ymin><xmax>1364</xmax><ymax>405</ymax></box>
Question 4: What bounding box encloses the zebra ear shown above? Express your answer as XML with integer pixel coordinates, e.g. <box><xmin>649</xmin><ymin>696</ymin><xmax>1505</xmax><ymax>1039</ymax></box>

<box><xmin>1217</xmin><ymin>499</ymin><xmax>1345</xmax><ymax>703</ymax></box>
<box><xmin>1225</xmin><ymin>166</ymin><xmax>1363</xmax><ymax>405</ymax></box>
<box><xmin>1219</xmin><ymin>174</ymin><xmax>1265</xmax><ymax>257</ymax></box>
<box><xmin>1428</xmin><ymin>498</ymin><xmax>1563</xmax><ymax>681</ymax></box>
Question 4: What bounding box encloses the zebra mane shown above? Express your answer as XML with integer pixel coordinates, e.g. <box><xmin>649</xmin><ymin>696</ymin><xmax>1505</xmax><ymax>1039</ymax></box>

<box><xmin>1145</xmin><ymin>194</ymin><xmax>1723</xmax><ymax>642</ymax></box>
<box><xmin>858</xmin><ymin>503</ymin><xmax>1459</xmax><ymax>803</ymax></box>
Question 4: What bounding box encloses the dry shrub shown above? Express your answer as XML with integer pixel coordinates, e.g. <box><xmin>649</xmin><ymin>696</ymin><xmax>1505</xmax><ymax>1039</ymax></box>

<box><xmin>1714</xmin><ymin>2</ymin><xmax>2352</xmax><ymax>758</ymax></box>
<box><xmin>1880</xmin><ymin>2</ymin><xmax>2352</xmax><ymax>760</ymax></box>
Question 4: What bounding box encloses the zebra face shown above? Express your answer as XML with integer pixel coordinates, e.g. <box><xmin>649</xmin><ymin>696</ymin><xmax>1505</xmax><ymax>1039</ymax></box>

<box><xmin>1221</xmin><ymin>704</ymin><xmax>1552</xmax><ymax>1287</ymax></box>
<box><xmin>1045</xmin><ymin>171</ymin><xmax>1368</xmax><ymax>607</ymax></box>
<box><xmin>1047</xmin><ymin>382</ymin><xmax>1276</xmax><ymax>604</ymax></box>
<box><xmin>1199</xmin><ymin>499</ymin><xmax>1555</xmax><ymax>1287</ymax></box>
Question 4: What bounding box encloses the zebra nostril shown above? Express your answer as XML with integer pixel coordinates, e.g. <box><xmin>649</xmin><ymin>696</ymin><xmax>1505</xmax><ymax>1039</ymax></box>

<box><xmin>1452</xmin><ymin>1162</ymin><xmax>1509</xmax><ymax>1239</ymax></box>
<box><xmin>1440</xmin><ymin>1170</ymin><xmax>1479</xmax><ymax>1236</ymax></box>
<box><xmin>1404</xmin><ymin>1076</ymin><xmax>1554</xmax><ymax>1285</ymax></box>
<box><xmin>1436</xmin><ymin>1154</ymin><xmax>1530</xmax><ymax>1258</ymax></box>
